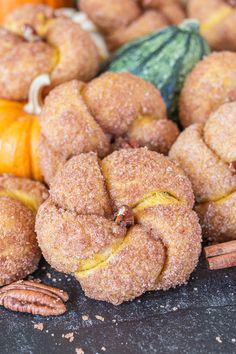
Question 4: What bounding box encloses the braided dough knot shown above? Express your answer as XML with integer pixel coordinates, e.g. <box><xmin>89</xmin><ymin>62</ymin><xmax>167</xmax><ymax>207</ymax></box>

<box><xmin>170</xmin><ymin>102</ymin><xmax>236</xmax><ymax>242</ymax></box>
<box><xmin>0</xmin><ymin>4</ymin><xmax>100</xmax><ymax>101</ymax></box>
<box><xmin>36</xmin><ymin>148</ymin><xmax>201</xmax><ymax>305</ymax></box>
<box><xmin>39</xmin><ymin>72</ymin><xmax>179</xmax><ymax>184</ymax></box>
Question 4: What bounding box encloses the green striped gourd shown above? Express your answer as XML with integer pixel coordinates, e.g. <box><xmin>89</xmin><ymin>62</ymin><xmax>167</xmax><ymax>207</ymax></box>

<box><xmin>108</xmin><ymin>20</ymin><xmax>210</xmax><ymax>120</ymax></box>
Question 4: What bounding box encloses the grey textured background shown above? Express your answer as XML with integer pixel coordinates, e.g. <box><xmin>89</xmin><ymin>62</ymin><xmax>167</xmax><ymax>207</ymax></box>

<box><xmin>0</xmin><ymin>255</ymin><xmax>235</xmax><ymax>354</ymax></box>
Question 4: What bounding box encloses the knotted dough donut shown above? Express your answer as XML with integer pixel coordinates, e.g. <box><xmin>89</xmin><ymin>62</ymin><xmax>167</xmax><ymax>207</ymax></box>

<box><xmin>39</xmin><ymin>72</ymin><xmax>179</xmax><ymax>184</ymax></box>
<box><xmin>179</xmin><ymin>52</ymin><xmax>236</xmax><ymax>127</ymax></box>
<box><xmin>0</xmin><ymin>175</ymin><xmax>48</xmax><ymax>286</ymax></box>
<box><xmin>36</xmin><ymin>148</ymin><xmax>201</xmax><ymax>305</ymax></box>
<box><xmin>0</xmin><ymin>4</ymin><xmax>100</xmax><ymax>101</ymax></box>
<box><xmin>141</xmin><ymin>0</ymin><xmax>186</xmax><ymax>25</ymax></box>
<box><xmin>187</xmin><ymin>0</ymin><xmax>236</xmax><ymax>51</ymax></box>
<box><xmin>79</xmin><ymin>0</ymin><xmax>185</xmax><ymax>50</ymax></box>
<box><xmin>170</xmin><ymin>102</ymin><xmax>236</xmax><ymax>242</ymax></box>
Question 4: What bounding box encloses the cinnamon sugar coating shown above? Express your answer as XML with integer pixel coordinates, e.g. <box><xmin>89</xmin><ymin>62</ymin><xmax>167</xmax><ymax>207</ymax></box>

<box><xmin>142</xmin><ymin>0</ymin><xmax>185</xmax><ymax>25</ymax></box>
<box><xmin>79</xmin><ymin>0</ymin><xmax>185</xmax><ymax>50</ymax></box>
<box><xmin>0</xmin><ymin>41</ymin><xmax>55</xmax><ymax>101</ymax></box>
<box><xmin>0</xmin><ymin>175</ymin><xmax>48</xmax><ymax>286</ymax></box>
<box><xmin>170</xmin><ymin>103</ymin><xmax>236</xmax><ymax>242</ymax></box>
<box><xmin>106</xmin><ymin>10</ymin><xmax>168</xmax><ymax>51</ymax></box>
<box><xmin>79</xmin><ymin>0</ymin><xmax>141</xmax><ymax>34</ymax></box>
<box><xmin>4</xmin><ymin>4</ymin><xmax>54</xmax><ymax>35</ymax></box>
<box><xmin>40</xmin><ymin>73</ymin><xmax>179</xmax><ymax>184</ymax></box>
<box><xmin>0</xmin><ymin>4</ymin><xmax>100</xmax><ymax>101</ymax></box>
<box><xmin>0</xmin><ymin>28</ymin><xmax>23</xmax><ymax>58</ymax></box>
<box><xmin>188</xmin><ymin>0</ymin><xmax>236</xmax><ymax>51</ymax></box>
<box><xmin>179</xmin><ymin>52</ymin><xmax>236</xmax><ymax>127</ymax></box>
<box><xmin>204</xmin><ymin>102</ymin><xmax>236</xmax><ymax>163</ymax></box>
<box><xmin>36</xmin><ymin>149</ymin><xmax>201</xmax><ymax>305</ymax></box>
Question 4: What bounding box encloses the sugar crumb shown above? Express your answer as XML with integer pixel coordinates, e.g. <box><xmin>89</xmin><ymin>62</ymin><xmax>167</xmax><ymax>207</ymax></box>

<box><xmin>82</xmin><ymin>315</ymin><xmax>89</xmax><ymax>321</ymax></box>
<box><xmin>75</xmin><ymin>348</ymin><xmax>84</xmax><ymax>354</ymax></box>
<box><xmin>216</xmin><ymin>336</ymin><xmax>222</xmax><ymax>343</ymax></box>
<box><xmin>34</xmin><ymin>323</ymin><xmax>44</xmax><ymax>331</ymax></box>
<box><xmin>101</xmin><ymin>346</ymin><xmax>106</xmax><ymax>351</ymax></box>
<box><xmin>95</xmin><ymin>315</ymin><xmax>105</xmax><ymax>322</ymax></box>
<box><xmin>64</xmin><ymin>332</ymin><xmax>74</xmax><ymax>342</ymax></box>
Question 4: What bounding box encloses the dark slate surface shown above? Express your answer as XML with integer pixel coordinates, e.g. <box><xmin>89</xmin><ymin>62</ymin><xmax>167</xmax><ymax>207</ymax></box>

<box><xmin>0</xmin><ymin>255</ymin><xmax>235</xmax><ymax>354</ymax></box>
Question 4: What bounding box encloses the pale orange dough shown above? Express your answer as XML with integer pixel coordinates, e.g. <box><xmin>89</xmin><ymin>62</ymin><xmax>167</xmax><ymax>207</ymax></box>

<box><xmin>179</xmin><ymin>52</ymin><xmax>236</xmax><ymax>127</ymax></box>
<box><xmin>0</xmin><ymin>175</ymin><xmax>48</xmax><ymax>286</ymax></box>
<box><xmin>36</xmin><ymin>148</ymin><xmax>202</xmax><ymax>305</ymax></box>
<box><xmin>39</xmin><ymin>72</ymin><xmax>179</xmax><ymax>184</ymax></box>
<box><xmin>0</xmin><ymin>4</ymin><xmax>100</xmax><ymax>101</ymax></box>
<box><xmin>170</xmin><ymin>102</ymin><xmax>236</xmax><ymax>242</ymax></box>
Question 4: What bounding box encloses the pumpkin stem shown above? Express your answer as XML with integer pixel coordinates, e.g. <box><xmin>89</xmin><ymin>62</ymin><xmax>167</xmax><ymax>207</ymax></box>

<box><xmin>55</xmin><ymin>8</ymin><xmax>109</xmax><ymax>61</ymax></box>
<box><xmin>179</xmin><ymin>19</ymin><xmax>200</xmax><ymax>33</ymax></box>
<box><xmin>24</xmin><ymin>74</ymin><xmax>51</xmax><ymax>115</ymax></box>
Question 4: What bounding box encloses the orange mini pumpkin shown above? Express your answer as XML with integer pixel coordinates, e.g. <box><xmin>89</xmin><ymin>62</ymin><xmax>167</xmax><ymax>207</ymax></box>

<box><xmin>0</xmin><ymin>0</ymin><xmax>74</xmax><ymax>23</ymax></box>
<box><xmin>0</xmin><ymin>99</ymin><xmax>42</xmax><ymax>181</ymax></box>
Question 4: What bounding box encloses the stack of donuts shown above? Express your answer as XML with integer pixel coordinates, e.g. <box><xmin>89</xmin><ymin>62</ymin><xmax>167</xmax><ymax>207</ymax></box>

<box><xmin>0</xmin><ymin>1</ymin><xmax>235</xmax><ymax>307</ymax></box>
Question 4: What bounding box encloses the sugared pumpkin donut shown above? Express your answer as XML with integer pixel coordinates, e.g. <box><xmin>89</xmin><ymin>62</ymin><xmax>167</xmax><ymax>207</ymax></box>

<box><xmin>79</xmin><ymin>0</ymin><xmax>185</xmax><ymax>50</ymax></box>
<box><xmin>187</xmin><ymin>0</ymin><xmax>236</xmax><ymax>51</ymax></box>
<box><xmin>36</xmin><ymin>148</ymin><xmax>202</xmax><ymax>305</ymax></box>
<box><xmin>39</xmin><ymin>72</ymin><xmax>179</xmax><ymax>183</ymax></box>
<box><xmin>170</xmin><ymin>102</ymin><xmax>236</xmax><ymax>242</ymax></box>
<box><xmin>79</xmin><ymin>0</ymin><xmax>142</xmax><ymax>34</ymax></box>
<box><xmin>179</xmin><ymin>52</ymin><xmax>236</xmax><ymax>127</ymax></box>
<box><xmin>106</xmin><ymin>10</ymin><xmax>168</xmax><ymax>50</ymax></box>
<box><xmin>0</xmin><ymin>4</ymin><xmax>100</xmax><ymax>101</ymax></box>
<box><xmin>3</xmin><ymin>4</ymin><xmax>54</xmax><ymax>35</ymax></box>
<box><xmin>0</xmin><ymin>175</ymin><xmax>48</xmax><ymax>286</ymax></box>
<box><xmin>142</xmin><ymin>0</ymin><xmax>186</xmax><ymax>25</ymax></box>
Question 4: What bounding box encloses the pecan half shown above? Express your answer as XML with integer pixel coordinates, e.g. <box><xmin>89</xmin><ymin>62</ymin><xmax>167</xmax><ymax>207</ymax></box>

<box><xmin>115</xmin><ymin>205</ymin><xmax>134</xmax><ymax>228</ymax></box>
<box><xmin>229</xmin><ymin>161</ymin><xmax>236</xmax><ymax>173</ymax></box>
<box><xmin>0</xmin><ymin>280</ymin><xmax>69</xmax><ymax>316</ymax></box>
<box><xmin>23</xmin><ymin>24</ymin><xmax>42</xmax><ymax>42</ymax></box>
<box><xmin>225</xmin><ymin>0</ymin><xmax>236</xmax><ymax>7</ymax></box>
<box><xmin>113</xmin><ymin>137</ymin><xmax>140</xmax><ymax>151</ymax></box>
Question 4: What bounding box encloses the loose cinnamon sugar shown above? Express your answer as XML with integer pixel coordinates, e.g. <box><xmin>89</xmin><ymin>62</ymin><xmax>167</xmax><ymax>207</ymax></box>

<box><xmin>75</xmin><ymin>349</ymin><xmax>84</xmax><ymax>354</ymax></box>
<box><xmin>95</xmin><ymin>315</ymin><xmax>105</xmax><ymax>322</ymax></box>
<box><xmin>34</xmin><ymin>323</ymin><xmax>44</xmax><ymax>331</ymax></box>
<box><xmin>62</xmin><ymin>332</ymin><xmax>75</xmax><ymax>342</ymax></box>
